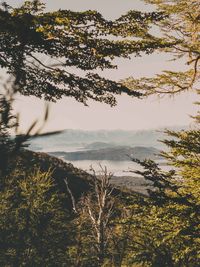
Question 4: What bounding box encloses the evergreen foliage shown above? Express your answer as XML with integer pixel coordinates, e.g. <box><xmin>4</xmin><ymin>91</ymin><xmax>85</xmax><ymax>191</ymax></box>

<box><xmin>126</xmin><ymin>126</ymin><xmax>200</xmax><ymax>266</ymax></box>
<box><xmin>0</xmin><ymin>169</ymin><xmax>71</xmax><ymax>266</ymax></box>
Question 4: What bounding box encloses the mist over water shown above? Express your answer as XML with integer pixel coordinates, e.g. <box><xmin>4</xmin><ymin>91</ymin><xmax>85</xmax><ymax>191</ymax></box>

<box><xmin>28</xmin><ymin>128</ymin><xmax>177</xmax><ymax>176</ymax></box>
<box><xmin>29</xmin><ymin>126</ymin><xmax>186</xmax><ymax>152</ymax></box>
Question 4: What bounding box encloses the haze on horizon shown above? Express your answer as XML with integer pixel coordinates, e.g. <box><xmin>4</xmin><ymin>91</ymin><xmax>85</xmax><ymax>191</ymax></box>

<box><xmin>5</xmin><ymin>0</ymin><xmax>198</xmax><ymax>132</ymax></box>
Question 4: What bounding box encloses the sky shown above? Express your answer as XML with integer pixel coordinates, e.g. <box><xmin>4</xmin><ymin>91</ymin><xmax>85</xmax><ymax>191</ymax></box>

<box><xmin>4</xmin><ymin>0</ymin><xmax>199</xmax><ymax>132</ymax></box>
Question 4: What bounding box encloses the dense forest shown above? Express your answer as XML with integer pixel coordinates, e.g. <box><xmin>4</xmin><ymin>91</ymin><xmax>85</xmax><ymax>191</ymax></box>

<box><xmin>0</xmin><ymin>0</ymin><xmax>200</xmax><ymax>266</ymax></box>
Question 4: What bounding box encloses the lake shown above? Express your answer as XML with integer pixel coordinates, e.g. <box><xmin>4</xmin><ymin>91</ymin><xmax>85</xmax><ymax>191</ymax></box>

<box><xmin>59</xmin><ymin>158</ymin><xmax>170</xmax><ymax>177</ymax></box>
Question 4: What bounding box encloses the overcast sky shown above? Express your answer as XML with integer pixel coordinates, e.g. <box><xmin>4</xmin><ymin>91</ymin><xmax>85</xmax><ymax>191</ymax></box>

<box><xmin>5</xmin><ymin>0</ymin><xmax>198</xmax><ymax>132</ymax></box>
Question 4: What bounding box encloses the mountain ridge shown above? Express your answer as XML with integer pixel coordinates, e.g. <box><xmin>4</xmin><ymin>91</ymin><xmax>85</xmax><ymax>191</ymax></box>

<box><xmin>29</xmin><ymin>126</ymin><xmax>188</xmax><ymax>152</ymax></box>
<box><xmin>49</xmin><ymin>146</ymin><xmax>161</xmax><ymax>161</ymax></box>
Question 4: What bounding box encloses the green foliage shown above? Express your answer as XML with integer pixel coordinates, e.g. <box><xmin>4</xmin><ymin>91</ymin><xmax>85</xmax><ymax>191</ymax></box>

<box><xmin>122</xmin><ymin>3</ymin><xmax>200</xmax><ymax>262</ymax></box>
<box><xmin>0</xmin><ymin>168</ymin><xmax>71</xmax><ymax>266</ymax></box>
<box><xmin>0</xmin><ymin>1</ymin><xmax>172</xmax><ymax>106</ymax></box>
<box><xmin>1</xmin><ymin>1</ymin><xmax>200</xmax><ymax>266</ymax></box>
<box><xmin>127</xmin><ymin>127</ymin><xmax>200</xmax><ymax>267</ymax></box>
<box><xmin>121</xmin><ymin>3</ymin><xmax>200</xmax><ymax>263</ymax></box>
<box><xmin>122</xmin><ymin>0</ymin><xmax>200</xmax><ymax>96</ymax></box>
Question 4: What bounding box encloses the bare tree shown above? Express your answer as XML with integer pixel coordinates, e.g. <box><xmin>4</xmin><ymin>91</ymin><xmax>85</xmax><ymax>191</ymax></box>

<box><xmin>65</xmin><ymin>165</ymin><xmax>130</xmax><ymax>266</ymax></box>
<box><xmin>80</xmin><ymin>165</ymin><xmax>115</xmax><ymax>266</ymax></box>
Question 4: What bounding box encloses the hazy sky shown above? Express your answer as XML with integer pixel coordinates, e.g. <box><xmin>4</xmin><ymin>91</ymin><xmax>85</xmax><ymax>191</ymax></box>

<box><xmin>5</xmin><ymin>0</ymin><xmax>198</xmax><ymax>132</ymax></box>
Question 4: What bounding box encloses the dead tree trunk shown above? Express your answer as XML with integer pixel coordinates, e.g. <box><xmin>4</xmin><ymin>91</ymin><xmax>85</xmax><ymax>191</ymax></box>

<box><xmin>82</xmin><ymin>166</ymin><xmax>115</xmax><ymax>266</ymax></box>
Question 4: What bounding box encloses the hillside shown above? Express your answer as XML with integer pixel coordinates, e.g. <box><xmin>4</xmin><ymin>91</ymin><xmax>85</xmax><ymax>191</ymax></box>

<box><xmin>49</xmin><ymin>146</ymin><xmax>160</xmax><ymax>161</ymax></box>
<box><xmin>18</xmin><ymin>150</ymin><xmax>146</xmax><ymax>207</ymax></box>
<box><xmin>15</xmin><ymin>150</ymin><xmax>146</xmax><ymax>210</ymax></box>
<box><xmin>17</xmin><ymin>150</ymin><xmax>93</xmax><ymax>205</ymax></box>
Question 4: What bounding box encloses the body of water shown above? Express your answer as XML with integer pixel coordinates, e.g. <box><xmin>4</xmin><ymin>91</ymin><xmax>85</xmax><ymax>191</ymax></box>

<box><xmin>58</xmin><ymin>159</ymin><xmax>170</xmax><ymax>177</ymax></box>
<box><xmin>28</xmin><ymin>130</ymin><xmax>173</xmax><ymax>177</ymax></box>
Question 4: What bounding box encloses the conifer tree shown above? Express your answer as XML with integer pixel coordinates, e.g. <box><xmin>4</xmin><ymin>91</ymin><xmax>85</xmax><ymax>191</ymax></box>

<box><xmin>129</xmin><ymin>134</ymin><xmax>200</xmax><ymax>266</ymax></box>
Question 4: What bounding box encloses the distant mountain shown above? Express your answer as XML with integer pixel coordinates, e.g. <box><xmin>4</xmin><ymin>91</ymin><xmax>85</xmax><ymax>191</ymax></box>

<box><xmin>29</xmin><ymin>126</ymin><xmax>188</xmax><ymax>152</ymax></box>
<box><xmin>49</xmin><ymin>146</ymin><xmax>161</xmax><ymax>161</ymax></box>
<box><xmin>84</xmin><ymin>142</ymin><xmax>116</xmax><ymax>150</ymax></box>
